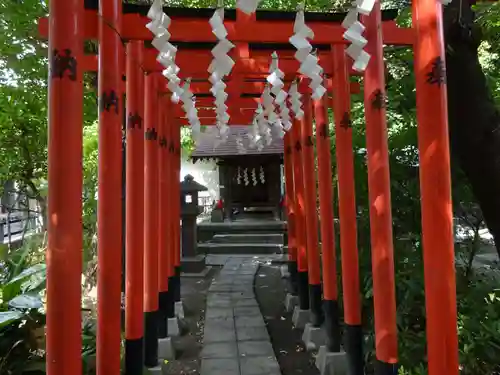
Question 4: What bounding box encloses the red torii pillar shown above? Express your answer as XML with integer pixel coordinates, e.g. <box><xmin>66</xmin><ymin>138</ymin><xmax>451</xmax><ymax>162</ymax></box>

<box><xmin>291</xmin><ymin>118</ymin><xmax>310</xmax><ymax>313</ymax></box>
<box><xmin>96</xmin><ymin>0</ymin><xmax>124</xmax><ymax>373</ymax></box>
<box><xmin>301</xmin><ymin>93</ymin><xmax>324</xmax><ymax>327</ymax></box>
<box><xmin>143</xmin><ymin>72</ymin><xmax>161</xmax><ymax>368</ymax></box>
<box><xmin>413</xmin><ymin>0</ymin><xmax>459</xmax><ymax>373</ymax></box>
<box><xmin>362</xmin><ymin>2</ymin><xmax>398</xmax><ymax>373</ymax></box>
<box><xmin>332</xmin><ymin>45</ymin><xmax>364</xmax><ymax>373</ymax></box>
<box><xmin>283</xmin><ymin>134</ymin><xmax>299</xmax><ymax>295</ymax></box>
<box><xmin>46</xmin><ymin>0</ymin><xmax>83</xmax><ymax>374</ymax></box>
<box><xmin>124</xmin><ymin>40</ymin><xmax>145</xmax><ymax>375</ymax></box>
<box><xmin>313</xmin><ymin>95</ymin><xmax>340</xmax><ymax>350</ymax></box>
<box><xmin>166</xmin><ymin>108</ymin><xmax>178</xmax><ymax>324</ymax></box>
<box><xmin>158</xmin><ymin>94</ymin><xmax>170</xmax><ymax>340</ymax></box>
<box><xmin>172</xmin><ymin>119</ymin><xmax>183</xmax><ymax>315</ymax></box>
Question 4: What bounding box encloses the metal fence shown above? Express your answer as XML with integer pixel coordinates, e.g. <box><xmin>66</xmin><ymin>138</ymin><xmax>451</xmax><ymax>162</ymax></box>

<box><xmin>0</xmin><ymin>214</ymin><xmax>41</xmax><ymax>245</ymax></box>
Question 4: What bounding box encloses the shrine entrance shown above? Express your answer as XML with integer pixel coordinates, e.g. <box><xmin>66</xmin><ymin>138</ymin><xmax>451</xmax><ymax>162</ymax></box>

<box><xmin>191</xmin><ymin>125</ymin><xmax>284</xmax><ymax>220</ymax></box>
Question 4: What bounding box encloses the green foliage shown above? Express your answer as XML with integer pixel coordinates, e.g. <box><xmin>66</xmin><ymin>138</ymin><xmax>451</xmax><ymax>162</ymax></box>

<box><xmin>0</xmin><ymin>240</ymin><xmax>47</xmax><ymax>374</ymax></box>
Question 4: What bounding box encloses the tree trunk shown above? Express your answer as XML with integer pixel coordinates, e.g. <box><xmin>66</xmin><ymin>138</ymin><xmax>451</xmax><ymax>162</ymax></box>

<box><xmin>444</xmin><ymin>0</ymin><xmax>500</xmax><ymax>259</ymax></box>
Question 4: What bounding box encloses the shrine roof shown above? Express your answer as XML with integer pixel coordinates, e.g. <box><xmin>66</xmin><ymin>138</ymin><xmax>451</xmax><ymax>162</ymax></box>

<box><xmin>190</xmin><ymin>125</ymin><xmax>284</xmax><ymax>160</ymax></box>
<box><xmin>83</xmin><ymin>0</ymin><xmax>399</xmax><ymax>22</ymax></box>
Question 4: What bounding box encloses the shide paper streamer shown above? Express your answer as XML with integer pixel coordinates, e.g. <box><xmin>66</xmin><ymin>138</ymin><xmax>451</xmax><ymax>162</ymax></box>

<box><xmin>236</xmin><ymin>0</ymin><xmax>262</xmax><ymax>14</ymax></box>
<box><xmin>267</xmin><ymin>52</ymin><xmax>290</xmax><ymax>138</ymax></box>
<box><xmin>179</xmin><ymin>80</ymin><xmax>202</xmax><ymax>142</ymax></box>
<box><xmin>289</xmin><ymin>5</ymin><xmax>327</xmax><ymax>100</ymax></box>
<box><xmin>289</xmin><ymin>81</ymin><xmax>304</xmax><ymax>121</ymax></box>
<box><xmin>208</xmin><ymin>6</ymin><xmax>235</xmax><ymax>144</ymax></box>
<box><xmin>146</xmin><ymin>0</ymin><xmax>201</xmax><ymax>143</ymax></box>
<box><xmin>341</xmin><ymin>0</ymin><xmax>375</xmax><ymax>72</ymax></box>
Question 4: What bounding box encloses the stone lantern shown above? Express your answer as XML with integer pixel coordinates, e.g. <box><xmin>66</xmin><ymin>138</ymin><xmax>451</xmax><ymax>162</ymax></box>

<box><xmin>180</xmin><ymin>174</ymin><xmax>208</xmax><ymax>274</ymax></box>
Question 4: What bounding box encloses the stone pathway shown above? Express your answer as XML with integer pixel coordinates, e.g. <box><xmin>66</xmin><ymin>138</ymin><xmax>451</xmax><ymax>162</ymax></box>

<box><xmin>200</xmin><ymin>256</ymin><xmax>281</xmax><ymax>375</ymax></box>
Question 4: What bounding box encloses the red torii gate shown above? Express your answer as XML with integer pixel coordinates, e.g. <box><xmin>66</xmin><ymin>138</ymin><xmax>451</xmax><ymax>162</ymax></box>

<box><xmin>45</xmin><ymin>1</ymin><xmax>458</xmax><ymax>375</ymax></box>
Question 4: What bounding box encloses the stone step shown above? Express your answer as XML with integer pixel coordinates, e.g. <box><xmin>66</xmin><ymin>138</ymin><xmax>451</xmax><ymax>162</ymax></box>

<box><xmin>211</xmin><ymin>233</ymin><xmax>283</xmax><ymax>245</ymax></box>
<box><xmin>198</xmin><ymin>242</ymin><xmax>283</xmax><ymax>255</ymax></box>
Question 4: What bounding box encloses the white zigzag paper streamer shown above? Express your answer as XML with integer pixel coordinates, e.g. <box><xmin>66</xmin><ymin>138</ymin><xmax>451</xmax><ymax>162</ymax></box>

<box><xmin>253</xmin><ymin>88</ymin><xmax>273</xmax><ymax>147</ymax></box>
<box><xmin>146</xmin><ymin>0</ymin><xmax>184</xmax><ymax>103</ymax></box>
<box><xmin>267</xmin><ymin>52</ymin><xmax>290</xmax><ymax>136</ymax></box>
<box><xmin>179</xmin><ymin>79</ymin><xmax>202</xmax><ymax>143</ymax></box>
<box><xmin>289</xmin><ymin>5</ymin><xmax>326</xmax><ymax>100</ymax></box>
<box><xmin>288</xmin><ymin>81</ymin><xmax>304</xmax><ymax>120</ymax></box>
<box><xmin>236</xmin><ymin>136</ymin><xmax>247</xmax><ymax>154</ymax></box>
<box><xmin>243</xmin><ymin>168</ymin><xmax>249</xmax><ymax>186</ymax></box>
<box><xmin>208</xmin><ymin>7</ymin><xmax>235</xmax><ymax>143</ymax></box>
<box><xmin>259</xmin><ymin>166</ymin><xmax>265</xmax><ymax>184</ymax></box>
<box><xmin>251</xmin><ymin>168</ymin><xmax>257</xmax><ymax>186</ymax></box>
<box><xmin>236</xmin><ymin>0</ymin><xmax>262</xmax><ymax>15</ymax></box>
<box><xmin>341</xmin><ymin>0</ymin><xmax>375</xmax><ymax>72</ymax></box>
<box><xmin>248</xmin><ymin>106</ymin><xmax>265</xmax><ymax>150</ymax></box>
<box><xmin>237</xmin><ymin>166</ymin><xmax>242</xmax><ymax>184</ymax></box>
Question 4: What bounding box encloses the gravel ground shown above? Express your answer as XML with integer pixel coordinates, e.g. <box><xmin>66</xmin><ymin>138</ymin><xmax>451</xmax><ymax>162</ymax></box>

<box><xmin>254</xmin><ymin>264</ymin><xmax>319</xmax><ymax>375</ymax></box>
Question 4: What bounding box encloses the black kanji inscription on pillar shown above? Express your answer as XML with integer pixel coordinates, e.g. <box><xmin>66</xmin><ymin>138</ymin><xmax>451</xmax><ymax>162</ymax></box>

<box><xmin>305</xmin><ymin>136</ymin><xmax>314</xmax><ymax>147</ymax></box>
<box><xmin>340</xmin><ymin>112</ymin><xmax>352</xmax><ymax>129</ymax></box>
<box><xmin>371</xmin><ymin>89</ymin><xmax>387</xmax><ymax>110</ymax></box>
<box><xmin>127</xmin><ymin>112</ymin><xmax>142</xmax><ymax>130</ymax></box>
<box><xmin>169</xmin><ymin>141</ymin><xmax>175</xmax><ymax>153</ymax></box>
<box><xmin>99</xmin><ymin>90</ymin><xmax>120</xmax><ymax>114</ymax></box>
<box><xmin>286</xmin><ymin>146</ymin><xmax>292</xmax><ymax>155</ymax></box>
<box><xmin>145</xmin><ymin>128</ymin><xmax>158</xmax><ymax>141</ymax></box>
<box><xmin>295</xmin><ymin>141</ymin><xmax>302</xmax><ymax>152</ymax></box>
<box><xmin>159</xmin><ymin>136</ymin><xmax>167</xmax><ymax>148</ymax></box>
<box><xmin>50</xmin><ymin>48</ymin><xmax>78</xmax><ymax>81</ymax></box>
<box><xmin>50</xmin><ymin>49</ymin><xmax>78</xmax><ymax>81</ymax></box>
<box><xmin>426</xmin><ymin>56</ymin><xmax>446</xmax><ymax>86</ymax></box>
<box><xmin>319</xmin><ymin>123</ymin><xmax>328</xmax><ymax>139</ymax></box>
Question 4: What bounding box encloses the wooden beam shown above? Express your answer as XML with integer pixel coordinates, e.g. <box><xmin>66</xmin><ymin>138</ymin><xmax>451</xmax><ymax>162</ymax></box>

<box><xmin>99</xmin><ymin>78</ymin><xmax>360</xmax><ymax>95</ymax></box>
<box><xmin>81</xmin><ymin>50</ymin><xmax>363</xmax><ymax>76</ymax></box>
<box><xmin>38</xmin><ymin>11</ymin><xmax>415</xmax><ymax>45</ymax></box>
<box><xmin>169</xmin><ymin>79</ymin><xmax>360</xmax><ymax>95</ymax></box>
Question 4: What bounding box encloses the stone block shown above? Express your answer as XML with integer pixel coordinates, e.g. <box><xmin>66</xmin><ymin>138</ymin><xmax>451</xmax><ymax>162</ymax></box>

<box><xmin>145</xmin><ymin>366</ymin><xmax>162</xmax><ymax>375</ymax></box>
<box><xmin>206</xmin><ymin>297</ymin><xmax>232</xmax><ymax>308</ymax></box>
<box><xmin>203</xmin><ymin>326</ymin><xmax>236</xmax><ymax>343</ymax></box>
<box><xmin>201</xmin><ymin>342</ymin><xmax>238</xmax><ymax>359</ymax></box>
<box><xmin>235</xmin><ymin>315</ymin><xmax>265</xmax><ymax>329</ymax></box>
<box><xmin>206</xmin><ymin>308</ymin><xmax>233</xmax><ymax>320</ymax></box>
<box><xmin>233</xmin><ymin>299</ymin><xmax>258</xmax><ymax>308</ymax></box>
<box><xmin>292</xmin><ymin>307</ymin><xmax>310</xmax><ymax>329</ymax></box>
<box><xmin>281</xmin><ymin>264</ymin><xmax>290</xmax><ymax>279</ymax></box>
<box><xmin>200</xmin><ymin>358</ymin><xmax>240</xmax><ymax>375</ymax></box>
<box><xmin>158</xmin><ymin>337</ymin><xmax>174</xmax><ymax>360</ymax></box>
<box><xmin>175</xmin><ymin>301</ymin><xmax>185</xmax><ymax>319</ymax></box>
<box><xmin>233</xmin><ymin>306</ymin><xmax>261</xmax><ymax>316</ymax></box>
<box><xmin>236</xmin><ymin>326</ymin><xmax>268</xmax><ymax>341</ymax></box>
<box><xmin>237</xmin><ymin>340</ymin><xmax>274</xmax><ymax>357</ymax></box>
<box><xmin>284</xmin><ymin>293</ymin><xmax>299</xmax><ymax>312</ymax></box>
<box><xmin>229</xmin><ymin>291</ymin><xmax>254</xmax><ymax>300</ymax></box>
<box><xmin>301</xmin><ymin>323</ymin><xmax>326</xmax><ymax>351</ymax></box>
<box><xmin>231</xmin><ymin>284</ymin><xmax>254</xmax><ymax>293</ymax></box>
<box><xmin>181</xmin><ymin>255</ymin><xmax>206</xmax><ymax>274</ymax></box>
<box><xmin>240</xmin><ymin>356</ymin><xmax>281</xmax><ymax>375</ymax></box>
<box><xmin>209</xmin><ymin>285</ymin><xmax>234</xmax><ymax>292</ymax></box>
<box><xmin>168</xmin><ymin>317</ymin><xmax>180</xmax><ymax>337</ymax></box>
<box><xmin>204</xmin><ymin>317</ymin><xmax>234</xmax><ymax>329</ymax></box>
<box><xmin>315</xmin><ymin>346</ymin><xmax>349</xmax><ymax>375</ymax></box>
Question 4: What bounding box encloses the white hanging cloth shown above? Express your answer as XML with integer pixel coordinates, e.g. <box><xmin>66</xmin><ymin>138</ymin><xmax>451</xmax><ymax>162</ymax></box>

<box><xmin>341</xmin><ymin>0</ymin><xmax>376</xmax><ymax>72</ymax></box>
<box><xmin>208</xmin><ymin>7</ymin><xmax>235</xmax><ymax>144</ymax></box>
<box><xmin>290</xmin><ymin>5</ymin><xmax>326</xmax><ymax>100</ymax></box>
<box><xmin>146</xmin><ymin>0</ymin><xmax>184</xmax><ymax>102</ymax></box>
